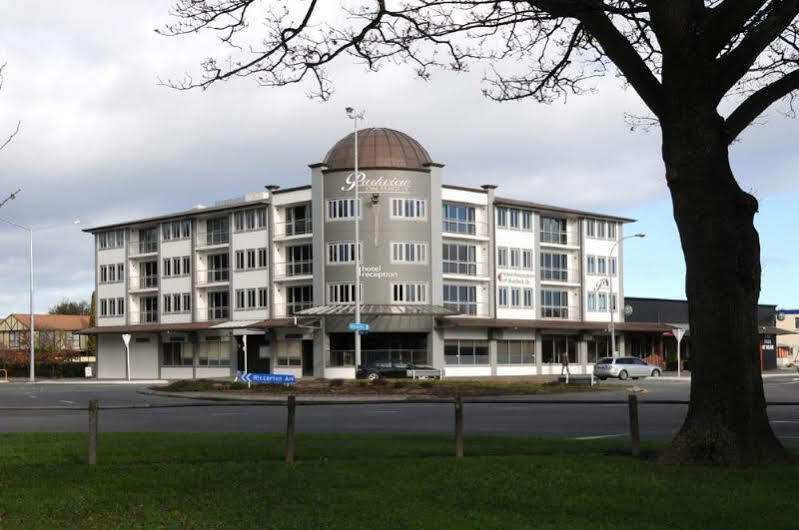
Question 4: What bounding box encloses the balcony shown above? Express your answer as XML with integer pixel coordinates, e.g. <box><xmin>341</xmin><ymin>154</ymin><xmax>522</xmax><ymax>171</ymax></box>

<box><xmin>273</xmin><ymin>218</ymin><xmax>313</xmax><ymax>240</ymax></box>
<box><xmin>444</xmin><ymin>301</ymin><xmax>491</xmax><ymax>317</ymax></box>
<box><xmin>273</xmin><ymin>261</ymin><xmax>313</xmax><ymax>281</ymax></box>
<box><xmin>128</xmin><ymin>240</ymin><xmax>158</xmax><ymax>257</ymax></box>
<box><xmin>195</xmin><ymin>230</ymin><xmax>230</xmax><ymax>249</ymax></box>
<box><xmin>442</xmin><ymin>259</ymin><xmax>491</xmax><ymax>279</ymax></box>
<box><xmin>136</xmin><ymin>310</ymin><xmax>159</xmax><ymax>324</ymax></box>
<box><xmin>540</xmin><ymin>305</ymin><xmax>580</xmax><ymax>320</ymax></box>
<box><xmin>196</xmin><ymin>268</ymin><xmax>230</xmax><ymax>287</ymax></box>
<box><xmin>539</xmin><ymin>268</ymin><xmax>581</xmax><ymax>285</ymax></box>
<box><xmin>205</xmin><ymin>306</ymin><xmax>230</xmax><ymax>321</ymax></box>
<box><xmin>442</xmin><ymin>219</ymin><xmax>489</xmax><ymax>239</ymax></box>
<box><xmin>128</xmin><ymin>275</ymin><xmax>159</xmax><ymax>292</ymax></box>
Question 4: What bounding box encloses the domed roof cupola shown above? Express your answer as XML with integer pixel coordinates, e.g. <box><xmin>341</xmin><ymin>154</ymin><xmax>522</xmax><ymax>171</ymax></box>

<box><xmin>322</xmin><ymin>127</ymin><xmax>434</xmax><ymax>171</ymax></box>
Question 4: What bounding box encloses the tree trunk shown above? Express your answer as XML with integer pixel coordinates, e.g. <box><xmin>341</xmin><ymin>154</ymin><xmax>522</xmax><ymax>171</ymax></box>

<box><xmin>660</xmin><ymin>107</ymin><xmax>789</xmax><ymax>466</ymax></box>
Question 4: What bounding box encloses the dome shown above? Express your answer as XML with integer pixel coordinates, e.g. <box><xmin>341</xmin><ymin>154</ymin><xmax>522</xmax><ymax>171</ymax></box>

<box><xmin>322</xmin><ymin>127</ymin><xmax>434</xmax><ymax>171</ymax></box>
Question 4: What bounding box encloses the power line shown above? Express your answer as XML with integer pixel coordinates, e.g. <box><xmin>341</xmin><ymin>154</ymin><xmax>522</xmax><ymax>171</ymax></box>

<box><xmin>0</xmin><ymin>188</ymin><xmax>21</xmax><ymax>209</ymax></box>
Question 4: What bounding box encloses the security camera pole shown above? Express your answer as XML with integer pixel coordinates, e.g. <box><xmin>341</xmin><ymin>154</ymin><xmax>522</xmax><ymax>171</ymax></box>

<box><xmin>346</xmin><ymin>107</ymin><xmax>365</xmax><ymax>368</ymax></box>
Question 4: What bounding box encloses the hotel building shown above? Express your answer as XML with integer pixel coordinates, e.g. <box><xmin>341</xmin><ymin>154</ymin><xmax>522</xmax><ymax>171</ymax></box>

<box><xmin>84</xmin><ymin>127</ymin><xmax>661</xmax><ymax>380</ymax></box>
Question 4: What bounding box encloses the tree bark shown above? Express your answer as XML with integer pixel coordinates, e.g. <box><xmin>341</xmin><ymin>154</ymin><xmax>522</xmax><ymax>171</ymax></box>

<box><xmin>660</xmin><ymin>106</ymin><xmax>790</xmax><ymax>466</ymax></box>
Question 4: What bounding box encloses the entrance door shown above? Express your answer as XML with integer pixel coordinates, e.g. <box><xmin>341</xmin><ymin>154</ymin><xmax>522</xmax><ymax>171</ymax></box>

<box><xmin>302</xmin><ymin>340</ymin><xmax>314</xmax><ymax>376</ymax></box>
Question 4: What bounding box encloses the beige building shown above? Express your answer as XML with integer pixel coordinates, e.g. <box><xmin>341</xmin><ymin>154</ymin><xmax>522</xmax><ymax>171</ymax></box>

<box><xmin>0</xmin><ymin>314</ymin><xmax>90</xmax><ymax>360</ymax></box>
<box><xmin>776</xmin><ymin>309</ymin><xmax>799</xmax><ymax>367</ymax></box>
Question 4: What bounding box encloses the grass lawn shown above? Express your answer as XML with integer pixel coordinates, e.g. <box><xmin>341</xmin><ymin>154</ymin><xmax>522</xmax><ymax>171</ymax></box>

<box><xmin>159</xmin><ymin>377</ymin><xmax>604</xmax><ymax>397</ymax></box>
<box><xmin>0</xmin><ymin>434</ymin><xmax>796</xmax><ymax>529</ymax></box>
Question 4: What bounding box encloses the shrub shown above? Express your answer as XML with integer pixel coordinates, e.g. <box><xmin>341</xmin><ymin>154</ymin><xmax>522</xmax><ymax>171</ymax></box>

<box><xmin>370</xmin><ymin>377</ymin><xmax>388</xmax><ymax>386</ymax></box>
<box><xmin>329</xmin><ymin>379</ymin><xmax>344</xmax><ymax>387</ymax></box>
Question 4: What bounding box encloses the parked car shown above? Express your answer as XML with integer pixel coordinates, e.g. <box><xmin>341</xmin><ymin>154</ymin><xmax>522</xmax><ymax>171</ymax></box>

<box><xmin>356</xmin><ymin>361</ymin><xmax>440</xmax><ymax>380</ymax></box>
<box><xmin>593</xmin><ymin>357</ymin><xmax>662</xmax><ymax>380</ymax></box>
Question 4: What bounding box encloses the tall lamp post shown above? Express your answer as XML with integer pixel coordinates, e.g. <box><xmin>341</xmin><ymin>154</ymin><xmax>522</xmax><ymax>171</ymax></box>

<box><xmin>0</xmin><ymin>216</ymin><xmax>81</xmax><ymax>382</ymax></box>
<box><xmin>608</xmin><ymin>232</ymin><xmax>645</xmax><ymax>357</ymax></box>
<box><xmin>345</xmin><ymin>106</ymin><xmax>365</xmax><ymax>369</ymax></box>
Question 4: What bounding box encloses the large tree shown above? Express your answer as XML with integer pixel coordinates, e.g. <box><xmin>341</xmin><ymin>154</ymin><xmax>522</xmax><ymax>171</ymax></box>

<box><xmin>49</xmin><ymin>298</ymin><xmax>91</xmax><ymax>316</ymax></box>
<box><xmin>160</xmin><ymin>1</ymin><xmax>799</xmax><ymax>466</ymax></box>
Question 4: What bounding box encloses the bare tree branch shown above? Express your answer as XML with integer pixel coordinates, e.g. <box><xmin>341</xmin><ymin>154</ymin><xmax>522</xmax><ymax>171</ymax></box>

<box><xmin>726</xmin><ymin>67</ymin><xmax>799</xmax><ymax>141</ymax></box>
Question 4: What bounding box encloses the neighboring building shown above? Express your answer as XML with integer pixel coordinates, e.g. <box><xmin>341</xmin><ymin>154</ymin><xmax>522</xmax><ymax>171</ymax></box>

<box><xmin>83</xmin><ymin>127</ymin><xmax>668</xmax><ymax>380</ymax></box>
<box><xmin>776</xmin><ymin>309</ymin><xmax>799</xmax><ymax>367</ymax></box>
<box><xmin>0</xmin><ymin>314</ymin><xmax>90</xmax><ymax>362</ymax></box>
<box><xmin>625</xmin><ymin>297</ymin><xmax>792</xmax><ymax>371</ymax></box>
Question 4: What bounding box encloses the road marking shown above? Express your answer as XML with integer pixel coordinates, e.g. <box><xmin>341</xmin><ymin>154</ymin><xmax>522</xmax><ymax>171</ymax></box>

<box><xmin>59</xmin><ymin>400</ymin><xmax>77</xmax><ymax>405</ymax></box>
<box><xmin>571</xmin><ymin>433</ymin><xmax>627</xmax><ymax>440</ymax></box>
<box><xmin>770</xmin><ymin>420</ymin><xmax>799</xmax><ymax>424</ymax></box>
<box><xmin>366</xmin><ymin>410</ymin><xmax>400</xmax><ymax>414</ymax></box>
<box><xmin>210</xmin><ymin>412</ymin><xmax>247</xmax><ymax>416</ymax></box>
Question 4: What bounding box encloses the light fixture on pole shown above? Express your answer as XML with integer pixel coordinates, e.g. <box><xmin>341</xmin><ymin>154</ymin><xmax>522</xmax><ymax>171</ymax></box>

<box><xmin>345</xmin><ymin>106</ymin><xmax>365</xmax><ymax>369</ymax></box>
<box><xmin>0</xmin><ymin>216</ymin><xmax>81</xmax><ymax>382</ymax></box>
<box><xmin>607</xmin><ymin>232</ymin><xmax>645</xmax><ymax>357</ymax></box>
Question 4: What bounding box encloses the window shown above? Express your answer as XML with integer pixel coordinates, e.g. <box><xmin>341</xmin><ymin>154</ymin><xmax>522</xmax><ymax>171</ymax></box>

<box><xmin>442</xmin><ymin>203</ymin><xmax>476</xmax><ymax>235</ymax></box>
<box><xmin>443</xmin><ymin>284</ymin><xmax>477</xmax><ymax>315</ymax></box>
<box><xmin>391</xmin><ymin>198</ymin><xmax>426</xmax><ymax>219</ymax></box>
<box><xmin>608</xmin><ymin>222</ymin><xmax>617</xmax><ymax>239</ymax></box>
<box><xmin>542</xmin><ymin>335</ymin><xmax>577</xmax><ymax>364</ymax></box>
<box><xmin>205</xmin><ymin>216</ymin><xmax>230</xmax><ymax>245</ymax></box>
<box><xmin>117</xmin><ymin>297</ymin><xmax>125</xmax><ymax>316</ymax></box>
<box><xmin>286</xmin><ymin>285</ymin><xmax>313</xmax><ymax>315</ymax></box>
<box><xmin>598</xmin><ymin>293</ymin><xmax>607</xmax><ymax>311</ymax></box>
<box><xmin>163</xmin><ymin>342</ymin><xmax>192</xmax><ymax>366</ymax></box>
<box><xmin>235</xmin><ymin>250</ymin><xmax>245</xmax><ymax>271</ymax></box>
<box><xmin>137</xmin><ymin>227</ymin><xmax>159</xmax><ymax>254</ymax></box>
<box><xmin>597</xmin><ymin>221</ymin><xmax>606</xmax><ymax>238</ymax></box>
<box><xmin>587</xmin><ymin>292</ymin><xmax>596</xmax><ymax>311</ymax></box>
<box><xmin>207</xmin><ymin>291</ymin><xmax>229</xmax><ymax>320</ymax></box>
<box><xmin>328</xmin><ymin>242</ymin><xmax>361</xmax><ymax>264</ymax></box>
<box><xmin>444</xmin><ymin>339</ymin><xmax>489</xmax><ymax>365</ymax></box>
<box><xmin>586</xmin><ymin>219</ymin><xmax>596</xmax><ymax>237</ymax></box>
<box><xmin>541</xmin><ymin>290</ymin><xmax>569</xmax><ymax>319</ymax></box>
<box><xmin>163</xmin><ymin>258</ymin><xmax>172</xmax><ymax>277</ymax></box>
<box><xmin>328</xmin><ymin>283</ymin><xmax>361</xmax><ymax>304</ymax></box>
<box><xmin>198</xmin><ymin>336</ymin><xmax>230</xmax><ymax>367</ymax></box>
<box><xmin>277</xmin><ymin>340</ymin><xmax>302</xmax><ymax>367</ymax></box>
<box><xmin>540</xmin><ymin>216</ymin><xmax>567</xmax><ymax>244</ymax></box>
<box><xmin>247</xmin><ymin>289</ymin><xmax>257</xmax><ymax>309</ymax></box>
<box><xmin>172</xmin><ymin>294</ymin><xmax>181</xmax><ymax>313</ymax></box>
<box><xmin>108</xmin><ymin>265</ymin><xmax>116</xmax><ymax>283</ymax></box>
<box><xmin>235</xmin><ymin>289</ymin><xmax>245</xmax><ymax>310</ymax></box>
<box><xmin>509</xmin><ymin>209</ymin><xmax>519</xmax><ymax>229</ymax></box>
<box><xmin>523</xmin><ymin>288</ymin><xmax>533</xmax><ymax>308</ymax></box>
<box><xmin>498</xmin><ymin>287</ymin><xmax>509</xmax><ymax>307</ymax></box>
<box><xmin>327</xmin><ymin>199</ymin><xmax>360</xmax><ymax>220</ymax></box>
<box><xmin>140</xmin><ymin>296</ymin><xmax>158</xmax><ymax>323</ymax></box>
<box><xmin>498</xmin><ymin>247</ymin><xmax>508</xmax><ymax>268</ymax></box>
<box><xmin>511</xmin><ymin>288</ymin><xmax>521</xmax><ymax>307</ymax></box>
<box><xmin>182</xmin><ymin>293</ymin><xmax>191</xmax><ymax>313</ymax></box>
<box><xmin>206</xmin><ymin>253</ymin><xmax>229</xmax><ymax>283</ymax></box>
<box><xmin>109</xmin><ymin>298</ymin><xmax>116</xmax><ymax>316</ymax></box>
<box><xmin>140</xmin><ymin>261</ymin><xmax>158</xmax><ymax>289</ymax></box>
<box><xmin>541</xmin><ymin>253</ymin><xmax>568</xmax><ymax>281</ymax></box>
<box><xmin>234</xmin><ymin>208</ymin><xmax>266</xmax><ymax>232</ymax></box>
<box><xmin>285</xmin><ymin>204</ymin><xmax>312</xmax><ymax>236</ymax></box>
<box><xmin>182</xmin><ymin>257</ymin><xmax>191</xmax><ymax>275</ymax></box>
<box><xmin>117</xmin><ymin>264</ymin><xmax>124</xmax><ymax>282</ymax></box>
<box><xmin>587</xmin><ymin>256</ymin><xmax>596</xmax><ymax>274</ymax></box>
<box><xmin>609</xmin><ymin>257</ymin><xmax>617</xmax><ymax>276</ymax></box>
<box><xmin>496</xmin><ymin>207</ymin><xmax>507</xmax><ymax>227</ymax></box>
<box><xmin>258</xmin><ymin>248</ymin><xmax>267</xmax><ymax>268</ymax></box>
<box><xmin>246</xmin><ymin>249</ymin><xmax>256</xmax><ymax>269</ymax></box>
<box><xmin>99</xmin><ymin>266</ymin><xmax>108</xmax><ymax>283</ymax></box>
<box><xmin>286</xmin><ymin>244</ymin><xmax>313</xmax><ymax>276</ymax></box>
<box><xmin>258</xmin><ymin>288</ymin><xmax>268</xmax><ymax>308</ymax></box>
<box><xmin>510</xmin><ymin>248</ymin><xmax>521</xmax><ymax>268</ymax></box>
<box><xmin>522</xmin><ymin>211</ymin><xmax>532</xmax><ymax>231</ymax></box>
<box><xmin>163</xmin><ymin>294</ymin><xmax>172</xmax><ymax>313</ymax></box>
<box><xmin>597</xmin><ymin>257</ymin><xmax>606</xmax><ymax>275</ymax></box>
<box><xmin>391</xmin><ymin>242</ymin><xmax>428</xmax><ymax>264</ymax></box>
<box><xmin>163</xmin><ymin>220</ymin><xmax>189</xmax><ymax>241</ymax></box>
<box><xmin>392</xmin><ymin>282</ymin><xmax>427</xmax><ymax>304</ymax></box>
<box><xmin>522</xmin><ymin>250</ymin><xmax>533</xmax><ymax>270</ymax></box>
<box><xmin>171</xmin><ymin>257</ymin><xmax>181</xmax><ymax>276</ymax></box>
<box><xmin>98</xmin><ymin>229</ymin><xmax>124</xmax><ymax>250</ymax></box>
<box><xmin>497</xmin><ymin>340</ymin><xmax>535</xmax><ymax>364</ymax></box>
<box><xmin>442</xmin><ymin>244</ymin><xmax>477</xmax><ymax>275</ymax></box>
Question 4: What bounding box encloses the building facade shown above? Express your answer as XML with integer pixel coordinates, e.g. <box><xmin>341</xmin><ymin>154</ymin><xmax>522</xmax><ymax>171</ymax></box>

<box><xmin>0</xmin><ymin>314</ymin><xmax>90</xmax><ymax>362</ymax></box>
<box><xmin>85</xmin><ymin>127</ymin><xmax>659</xmax><ymax>380</ymax></box>
<box><xmin>776</xmin><ymin>309</ymin><xmax>799</xmax><ymax>366</ymax></box>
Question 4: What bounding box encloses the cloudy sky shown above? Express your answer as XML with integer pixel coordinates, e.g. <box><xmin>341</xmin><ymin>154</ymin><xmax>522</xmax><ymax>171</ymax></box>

<box><xmin>0</xmin><ymin>1</ymin><xmax>796</xmax><ymax>316</ymax></box>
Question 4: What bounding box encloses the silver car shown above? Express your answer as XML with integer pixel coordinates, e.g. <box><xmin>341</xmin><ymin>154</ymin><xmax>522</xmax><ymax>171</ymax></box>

<box><xmin>593</xmin><ymin>357</ymin><xmax>662</xmax><ymax>380</ymax></box>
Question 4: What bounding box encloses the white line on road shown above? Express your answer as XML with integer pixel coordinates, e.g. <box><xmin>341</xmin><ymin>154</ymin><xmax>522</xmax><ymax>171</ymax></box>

<box><xmin>571</xmin><ymin>433</ymin><xmax>627</xmax><ymax>440</ymax></box>
<box><xmin>59</xmin><ymin>400</ymin><xmax>77</xmax><ymax>405</ymax></box>
<box><xmin>770</xmin><ymin>420</ymin><xmax>799</xmax><ymax>424</ymax></box>
<box><xmin>210</xmin><ymin>412</ymin><xmax>247</xmax><ymax>417</ymax></box>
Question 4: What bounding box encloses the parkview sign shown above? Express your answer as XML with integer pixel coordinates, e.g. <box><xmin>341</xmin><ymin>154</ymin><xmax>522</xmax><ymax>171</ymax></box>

<box><xmin>341</xmin><ymin>173</ymin><xmax>411</xmax><ymax>194</ymax></box>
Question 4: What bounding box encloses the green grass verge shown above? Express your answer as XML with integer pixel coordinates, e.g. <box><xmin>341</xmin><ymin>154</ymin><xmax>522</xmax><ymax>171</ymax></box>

<box><xmin>0</xmin><ymin>434</ymin><xmax>796</xmax><ymax>529</ymax></box>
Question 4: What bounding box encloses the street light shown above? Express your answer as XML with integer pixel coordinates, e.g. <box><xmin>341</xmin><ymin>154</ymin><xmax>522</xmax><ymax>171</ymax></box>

<box><xmin>0</xmin><ymin>216</ymin><xmax>81</xmax><ymax>382</ymax></box>
<box><xmin>608</xmin><ymin>232</ymin><xmax>645</xmax><ymax>357</ymax></box>
<box><xmin>345</xmin><ymin>106</ymin><xmax>366</xmax><ymax>369</ymax></box>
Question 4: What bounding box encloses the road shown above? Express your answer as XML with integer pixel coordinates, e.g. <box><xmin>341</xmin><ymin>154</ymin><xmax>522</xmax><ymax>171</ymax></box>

<box><xmin>2</xmin><ymin>377</ymin><xmax>799</xmax><ymax>443</ymax></box>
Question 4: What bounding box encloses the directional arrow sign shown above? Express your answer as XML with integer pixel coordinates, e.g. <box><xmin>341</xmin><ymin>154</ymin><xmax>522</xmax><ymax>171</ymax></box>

<box><xmin>349</xmin><ymin>322</ymin><xmax>369</xmax><ymax>332</ymax></box>
<box><xmin>236</xmin><ymin>371</ymin><xmax>296</xmax><ymax>384</ymax></box>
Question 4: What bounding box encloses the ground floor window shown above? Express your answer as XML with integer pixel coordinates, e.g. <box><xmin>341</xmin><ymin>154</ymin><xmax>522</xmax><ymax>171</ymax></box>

<box><xmin>198</xmin><ymin>337</ymin><xmax>231</xmax><ymax>367</ymax></box>
<box><xmin>587</xmin><ymin>336</ymin><xmax>611</xmax><ymax>363</ymax></box>
<box><xmin>277</xmin><ymin>339</ymin><xmax>302</xmax><ymax>366</ymax></box>
<box><xmin>162</xmin><ymin>341</ymin><xmax>193</xmax><ymax>366</ymax></box>
<box><xmin>444</xmin><ymin>339</ymin><xmax>489</xmax><ymax>365</ymax></box>
<box><xmin>328</xmin><ymin>333</ymin><xmax>428</xmax><ymax>367</ymax></box>
<box><xmin>497</xmin><ymin>340</ymin><xmax>535</xmax><ymax>364</ymax></box>
<box><xmin>541</xmin><ymin>335</ymin><xmax>577</xmax><ymax>364</ymax></box>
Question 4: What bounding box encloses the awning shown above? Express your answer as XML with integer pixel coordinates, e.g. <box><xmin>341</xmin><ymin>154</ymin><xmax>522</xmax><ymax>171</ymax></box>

<box><xmin>441</xmin><ymin>317</ymin><xmax>675</xmax><ymax>333</ymax></box>
<box><xmin>296</xmin><ymin>304</ymin><xmax>457</xmax><ymax>317</ymax></box>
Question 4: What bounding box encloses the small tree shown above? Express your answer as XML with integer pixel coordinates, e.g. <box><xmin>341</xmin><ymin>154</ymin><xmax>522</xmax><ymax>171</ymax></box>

<box><xmin>161</xmin><ymin>1</ymin><xmax>799</xmax><ymax>465</ymax></box>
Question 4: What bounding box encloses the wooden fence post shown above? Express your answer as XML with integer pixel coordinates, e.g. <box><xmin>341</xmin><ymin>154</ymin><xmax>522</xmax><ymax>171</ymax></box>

<box><xmin>455</xmin><ymin>395</ymin><xmax>464</xmax><ymax>458</ymax></box>
<box><xmin>88</xmin><ymin>399</ymin><xmax>99</xmax><ymax>466</ymax></box>
<box><xmin>286</xmin><ymin>395</ymin><xmax>296</xmax><ymax>464</ymax></box>
<box><xmin>628</xmin><ymin>394</ymin><xmax>640</xmax><ymax>457</ymax></box>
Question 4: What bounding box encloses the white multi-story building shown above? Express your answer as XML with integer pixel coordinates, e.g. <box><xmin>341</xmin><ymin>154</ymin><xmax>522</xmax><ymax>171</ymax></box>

<box><xmin>85</xmin><ymin>127</ymin><xmax>658</xmax><ymax>380</ymax></box>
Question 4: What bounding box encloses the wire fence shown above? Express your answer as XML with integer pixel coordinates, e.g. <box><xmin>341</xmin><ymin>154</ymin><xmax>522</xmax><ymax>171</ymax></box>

<box><xmin>3</xmin><ymin>396</ymin><xmax>799</xmax><ymax>466</ymax></box>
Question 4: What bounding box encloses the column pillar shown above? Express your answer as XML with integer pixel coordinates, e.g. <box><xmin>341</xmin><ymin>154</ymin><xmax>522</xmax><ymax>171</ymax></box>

<box><xmin>489</xmin><ymin>330</ymin><xmax>498</xmax><ymax>376</ymax></box>
<box><xmin>535</xmin><ymin>330</ymin><xmax>543</xmax><ymax>375</ymax></box>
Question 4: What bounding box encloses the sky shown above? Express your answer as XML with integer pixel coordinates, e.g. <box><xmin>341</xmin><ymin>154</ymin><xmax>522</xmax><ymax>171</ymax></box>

<box><xmin>0</xmin><ymin>1</ymin><xmax>796</xmax><ymax>315</ymax></box>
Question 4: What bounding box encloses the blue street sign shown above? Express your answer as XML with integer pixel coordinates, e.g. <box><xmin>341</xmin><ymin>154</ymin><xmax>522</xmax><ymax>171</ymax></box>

<box><xmin>237</xmin><ymin>371</ymin><xmax>296</xmax><ymax>384</ymax></box>
<box><xmin>349</xmin><ymin>322</ymin><xmax>369</xmax><ymax>332</ymax></box>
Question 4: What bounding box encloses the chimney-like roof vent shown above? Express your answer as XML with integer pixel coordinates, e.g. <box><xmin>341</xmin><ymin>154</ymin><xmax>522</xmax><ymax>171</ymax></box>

<box><xmin>265</xmin><ymin>184</ymin><xmax>281</xmax><ymax>192</ymax></box>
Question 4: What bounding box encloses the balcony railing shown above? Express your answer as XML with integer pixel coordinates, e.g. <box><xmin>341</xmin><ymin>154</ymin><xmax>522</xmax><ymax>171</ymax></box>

<box><xmin>138</xmin><ymin>310</ymin><xmax>159</xmax><ymax>324</ymax></box>
<box><xmin>195</xmin><ymin>268</ymin><xmax>230</xmax><ymax>285</ymax></box>
<box><xmin>274</xmin><ymin>218</ymin><xmax>313</xmax><ymax>238</ymax></box>
<box><xmin>273</xmin><ymin>260</ymin><xmax>313</xmax><ymax>280</ymax></box>
<box><xmin>129</xmin><ymin>275</ymin><xmax>159</xmax><ymax>290</ymax></box>
<box><xmin>442</xmin><ymin>260</ymin><xmax>490</xmax><ymax>277</ymax></box>
<box><xmin>540</xmin><ymin>268</ymin><xmax>580</xmax><ymax>283</ymax></box>
<box><xmin>442</xmin><ymin>219</ymin><xmax>489</xmax><ymax>238</ymax></box>
<box><xmin>285</xmin><ymin>301</ymin><xmax>313</xmax><ymax>316</ymax></box>
<box><xmin>540</xmin><ymin>305</ymin><xmax>580</xmax><ymax>320</ymax></box>
<box><xmin>443</xmin><ymin>301</ymin><xmax>491</xmax><ymax>316</ymax></box>
<box><xmin>196</xmin><ymin>230</ymin><xmax>230</xmax><ymax>247</ymax></box>
<box><xmin>129</xmin><ymin>241</ymin><xmax>158</xmax><ymax>255</ymax></box>
<box><xmin>206</xmin><ymin>306</ymin><xmax>230</xmax><ymax>321</ymax></box>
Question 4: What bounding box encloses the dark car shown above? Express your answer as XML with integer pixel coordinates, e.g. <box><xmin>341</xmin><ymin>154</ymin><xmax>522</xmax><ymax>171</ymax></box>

<box><xmin>356</xmin><ymin>361</ymin><xmax>440</xmax><ymax>380</ymax></box>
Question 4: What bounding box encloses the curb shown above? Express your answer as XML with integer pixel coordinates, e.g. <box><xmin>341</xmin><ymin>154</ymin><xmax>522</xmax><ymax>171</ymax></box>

<box><xmin>138</xmin><ymin>388</ymin><xmax>417</xmax><ymax>403</ymax></box>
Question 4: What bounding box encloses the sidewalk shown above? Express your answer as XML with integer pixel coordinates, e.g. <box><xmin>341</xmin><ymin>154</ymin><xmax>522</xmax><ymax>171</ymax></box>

<box><xmin>3</xmin><ymin>378</ymin><xmax>168</xmax><ymax>385</ymax></box>
<box><xmin>652</xmin><ymin>370</ymin><xmax>798</xmax><ymax>382</ymax></box>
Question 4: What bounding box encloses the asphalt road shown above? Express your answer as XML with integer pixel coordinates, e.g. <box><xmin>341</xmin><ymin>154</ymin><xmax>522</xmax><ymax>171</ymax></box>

<box><xmin>2</xmin><ymin>377</ymin><xmax>799</xmax><ymax>443</ymax></box>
